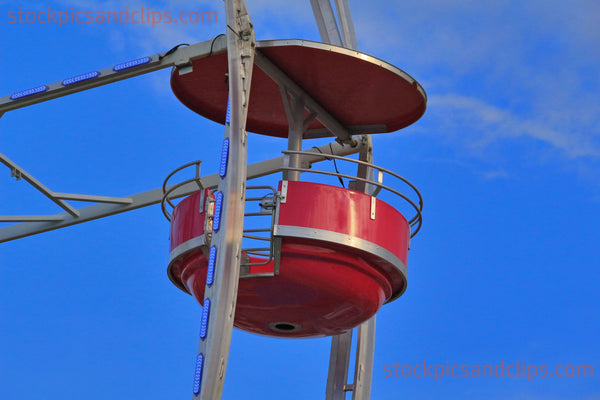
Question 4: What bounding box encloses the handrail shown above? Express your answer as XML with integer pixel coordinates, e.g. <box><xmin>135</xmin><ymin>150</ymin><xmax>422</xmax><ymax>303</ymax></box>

<box><xmin>241</xmin><ymin>185</ymin><xmax>278</xmax><ymax>266</ymax></box>
<box><xmin>281</xmin><ymin>150</ymin><xmax>423</xmax><ymax>237</ymax></box>
<box><xmin>161</xmin><ymin>160</ymin><xmax>203</xmax><ymax>221</ymax></box>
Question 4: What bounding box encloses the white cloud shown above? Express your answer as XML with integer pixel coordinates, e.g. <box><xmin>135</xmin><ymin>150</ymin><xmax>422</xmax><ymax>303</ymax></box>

<box><xmin>343</xmin><ymin>0</ymin><xmax>600</xmax><ymax>173</ymax></box>
<box><xmin>429</xmin><ymin>94</ymin><xmax>600</xmax><ymax>159</ymax></box>
<box><xmin>46</xmin><ymin>0</ymin><xmax>599</xmax><ymax>168</ymax></box>
<box><xmin>482</xmin><ymin>170</ymin><xmax>509</xmax><ymax>180</ymax></box>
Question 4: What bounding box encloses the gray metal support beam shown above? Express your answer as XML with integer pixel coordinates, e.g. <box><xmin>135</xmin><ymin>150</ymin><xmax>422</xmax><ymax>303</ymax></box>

<box><xmin>0</xmin><ymin>38</ymin><xmax>226</xmax><ymax>114</ymax></box>
<box><xmin>280</xmin><ymin>88</ymin><xmax>306</xmax><ymax>181</ymax></box>
<box><xmin>349</xmin><ymin>135</ymin><xmax>375</xmax><ymax>194</ymax></box>
<box><xmin>51</xmin><ymin>193</ymin><xmax>133</xmax><ymax>204</ymax></box>
<box><xmin>0</xmin><ymin>152</ymin><xmax>79</xmax><ymax>217</ymax></box>
<box><xmin>326</xmin><ymin>330</ymin><xmax>353</xmax><ymax>400</ymax></box>
<box><xmin>352</xmin><ymin>316</ymin><xmax>376</xmax><ymax>400</ymax></box>
<box><xmin>326</xmin><ymin>136</ymin><xmax>376</xmax><ymax>400</ymax></box>
<box><xmin>310</xmin><ymin>0</ymin><xmax>357</xmax><ymax>49</ymax></box>
<box><xmin>334</xmin><ymin>0</ymin><xmax>358</xmax><ymax>50</ymax></box>
<box><xmin>192</xmin><ymin>1</ymin><xmax>255</xmax><ymax>398</ymax></box>
<box><xmin>310</xmin><ymin>0</ymin><xmax>343</xmax><ymax>46</ymax></box>
<box><xmin>0</xmin><ymin>215</ymin><xmax>65</xmax><ymax>222</ymax></box>
<box><xmin>0</xmin><ymin>140</ymin><xmax>363</xmax><ymax>244</ymax></box>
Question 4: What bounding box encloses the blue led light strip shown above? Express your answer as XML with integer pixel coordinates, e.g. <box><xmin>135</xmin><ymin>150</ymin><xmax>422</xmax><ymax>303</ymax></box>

<box><xmin>113</xmin><ymin>56</ymin><xmax>151</xmax><ymax>71</ymax></box>
<box><xmin>213</xmin><ymin>192</ymin><xmax>223</xmax><ymax>232</ymax></box>
<box><xmin>193</xmin><ymin>353</ymin><xmax>204</xmax><ymax>395</ymax></box>
<box><xmin>10</xmin><ymin>85</ymin><xmax>48</xmax><ymax>100</ymax></box>
<box><xmin>200</xmin><ymin>298</ymin><xmax>211</xmax><ymax>339</ymax></box>
<box><xmin>225</xmin><ymin>98</ymin><xmax>231</xmax><ymax>124</ymax></box>
<box><xmin>62</xmin><ymin>71</ymin><xmax>99</xmax><ymax>86</ymax></box>
<box><xmin>219</xmin><ymin>138</ymin><xmax>230</xmax><ymax>178</ymax></box>
<box><xmin>207</xmin><ymin>246</ymin><xmax>217</xmax><ymax>286</ymax></box>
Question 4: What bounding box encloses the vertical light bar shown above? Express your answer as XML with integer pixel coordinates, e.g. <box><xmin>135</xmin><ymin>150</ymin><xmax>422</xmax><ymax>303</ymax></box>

<box><xmin>219</xmin><ymin>138</ymin><xmax>230</xmax><ymax>178</ymax></box>
<box><xmin>206</xmin><ymin>246</ymin><xmax>217</xmax><ymax>286</ymax></box>
<box><xmin>193</xmin><ymin>354</ymin><xmax>204</xmax><ymax>395</ymax></box>
<box><xmin>212</xmin><ymin>192</ymin><xmax>223</xmax><ymax>231</ymax></box>
<box><xmin>200</xmin><ymin>298</ymin><xmax>211</xmax><ymax>339</ymax></box>
<box><xmin>225</xmin><ymin>98</ymin><xmax>231</xmax><ymax>125</ymax></box>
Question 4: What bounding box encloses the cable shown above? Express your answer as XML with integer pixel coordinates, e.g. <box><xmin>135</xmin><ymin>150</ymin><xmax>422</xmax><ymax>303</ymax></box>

<box><xmin>160</xmin><ymin>43</ymin><xmax>190</xmax><ymax>60</ymax></box>
<box><xmin>329</xmin><ymin>143</ymin><xmax>345</xmax><ymax>188</ymax></box>
<box><xmin>209</xmin><ymin>34</ymin><xmax>225</xmax><ymax>57</ymax></box>
<box><xmin>312</xmin><ymin>145</ymin><xmax>345</xmax><ymax>188</ymax></box>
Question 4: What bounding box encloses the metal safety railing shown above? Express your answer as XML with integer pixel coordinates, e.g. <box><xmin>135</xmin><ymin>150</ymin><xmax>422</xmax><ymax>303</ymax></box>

<box><xmin>161</xmin><ymin>146</ymin><xmax>422</xmax><ymax>279</ymax></box>
<box><xmin>161</xmin><ymin>159</ymin><xmax>278</xmax><ymax>268</ymax></box>
<box><xmin>161</xmin><ymin>160</ymin><xmax>203</xmax><ymax>222</ymax></box>
<box><xmin>241</xmin><ymin>185</ymin><xmax>278</xmax><ymax>267</ymax></box>
<box><xmin>281</xmin><ymin>150</ymin><xmax>423</xmax><ymax>237</ymax></box>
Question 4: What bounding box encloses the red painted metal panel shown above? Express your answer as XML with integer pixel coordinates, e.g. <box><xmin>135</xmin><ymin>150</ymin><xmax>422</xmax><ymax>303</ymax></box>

<box><xmin>277</xmin><ymin>180</ymin><xmax>410</xmax><ymax>266</ymax></box>
<box><xmin>168</xmin><ymin>182</ymin><xmax>411</xmax><ymax>338</ymax></box>
<box><xmin>169</xmin><ymin>189</ymin><xmax>210</xmax><ymax>251</ymax></box>
<box><xmin>171</xmin><ymin>41</ymin><xmax>426</xmax><ymax>138</ymax></box>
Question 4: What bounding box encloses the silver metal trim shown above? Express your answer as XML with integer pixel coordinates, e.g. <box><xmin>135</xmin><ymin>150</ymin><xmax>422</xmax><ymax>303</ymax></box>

<box><xmin>273</xmin><ymin>224</ymin><xmax>408</xmax><ymax>279</ymax></box>
<box><xmin>167</xmin><ymin>235</ymin><xmax>209</xmax><ymax>293</ymax></box>
<box><xmin>168</xmin><ymin>235</ymin><xmax>209</xmax><ymax>266</ymax></box>
<box><xmin>256</xmin><ymin>39</ymin><xmax>427</xmax><ymax>103</ymax></box>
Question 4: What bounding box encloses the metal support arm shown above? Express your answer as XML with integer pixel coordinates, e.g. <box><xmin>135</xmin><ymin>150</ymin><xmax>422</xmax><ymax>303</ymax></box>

<box><xmin>254</xmin><ymin>50</ymin><xmax>355</xmax><ymax>145</ymax></box>
<box><xmin>192</xmin><ymin>1</ymin><xmax>254</xmax><ymax>398</ymax></box>
<box><xmin>0</xmin><ymin>38</ymin><xmax>226</xmax><ymax>114</ymax></box>
<box><xmin>0</xmin><ymin>140</ymin><xmax>365</xmax><ymax>243</ymax></box>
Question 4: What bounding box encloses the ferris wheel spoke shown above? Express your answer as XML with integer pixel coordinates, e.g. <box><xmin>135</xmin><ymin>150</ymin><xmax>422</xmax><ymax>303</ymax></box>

<box><xmin>191</xmin><ymin>1</ymin><xmax>255</xmax><ymax>399</ymax></box>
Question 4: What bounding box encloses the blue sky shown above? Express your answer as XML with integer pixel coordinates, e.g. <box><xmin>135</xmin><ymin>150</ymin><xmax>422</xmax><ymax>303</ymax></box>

<box><xmin>1</xmin><ymin>1</ymin><xmax>599</xmax><ymax>399</ymax></box>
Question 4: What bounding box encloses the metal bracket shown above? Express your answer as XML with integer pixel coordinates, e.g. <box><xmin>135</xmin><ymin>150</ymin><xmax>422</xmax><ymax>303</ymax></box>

<box><xmin>280</xmin><ymin>180</ymin><xmax>288</xmax><ymax>204</ymax></box>
<box><xmin>370</xmin><ymin>196</ymin><xmax>376</xmax><ymax>220</ymax></box>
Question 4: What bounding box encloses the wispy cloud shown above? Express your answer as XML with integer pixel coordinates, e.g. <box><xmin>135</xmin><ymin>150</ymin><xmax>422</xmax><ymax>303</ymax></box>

<box><xmin>48</xmin><ymin>0</ymin><xmax>600</xmax><ymax>167</ymax></box>
<box><xmin>482</xmin><ymin>170</ymin><xmax>509</xmax><ymax>180</ymax></box>
<box><xmin>429</xmin><ymin>94</ymin><xmax>600</xmax><ymax>159</ymax></box>
<box><xmin>346</xmin><ymin>0</ymin><xmax>600</xmax><ymax>175</ymax></box>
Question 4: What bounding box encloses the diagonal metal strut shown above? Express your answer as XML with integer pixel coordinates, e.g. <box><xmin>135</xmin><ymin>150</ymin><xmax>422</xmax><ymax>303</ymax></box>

<box><xmin>254</xmin><ymin>50</ymin><xmax>355</xmax><ymax>145</ymax></box>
